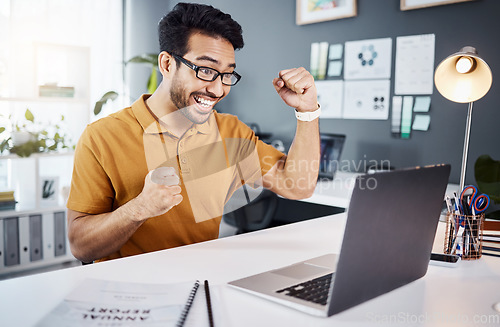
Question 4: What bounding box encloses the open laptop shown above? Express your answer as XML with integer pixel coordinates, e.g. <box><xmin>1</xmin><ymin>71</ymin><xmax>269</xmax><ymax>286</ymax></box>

<box><xmin>228</xmin><ymin>164</ymin><xmax>451</xmax><ymax>316</ymax></box>
<box><xmin>318</xmin><ymin>133</ymin><xmax>346</xmax><ymax>180</ymax></box>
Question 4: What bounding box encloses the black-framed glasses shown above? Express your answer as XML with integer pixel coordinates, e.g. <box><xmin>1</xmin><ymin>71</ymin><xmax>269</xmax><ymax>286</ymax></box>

<box><xmin>172</xmin><ymin>54</ymin><xmax>241</xmax><ymax>86</ymax></box>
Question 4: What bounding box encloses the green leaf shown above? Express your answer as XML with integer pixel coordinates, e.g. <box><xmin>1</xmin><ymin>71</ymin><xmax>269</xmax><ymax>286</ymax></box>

<box><xmin>100</xmin><ymin>91</ymin><xmax>119</xmax><ymax>102</ymax></box>
<box><xmin>25</xmin><ymin>108</ymin><xmax>34</xmax><ymax>123</ymax></box>
<box><xmin>94</xmin><ymin>101</ymin><xmax>104</xmax><ymax>116</ymax></box>
<box><xmin>147</xmin><ymin>67</ymin><xmax>158</xmax><ymax>94</ymax></box>
<box><xmin>0</xmin><ymin>138</ymin><xmax>10</xmax><ymax>152</ymax></box>
<box><xmin>93</xmin><ymin>91</ymin><xmax>119</xmax><ymax>115</ymax></box>
<box><xmin>126</xmin><ymin>53</ymin><xmax>158</xmax><ymax>66</ymax></box>
<box><xmin>0</xmin><ymin>127</ymin><xmax>5</xmax><ymax>134</ymax></box>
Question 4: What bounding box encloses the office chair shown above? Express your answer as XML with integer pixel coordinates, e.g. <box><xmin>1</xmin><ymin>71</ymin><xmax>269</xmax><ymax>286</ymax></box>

<box><xmin>223</xmin><ymin>189</ymin><xmax>278</xmax><ymax>234</ymax></box>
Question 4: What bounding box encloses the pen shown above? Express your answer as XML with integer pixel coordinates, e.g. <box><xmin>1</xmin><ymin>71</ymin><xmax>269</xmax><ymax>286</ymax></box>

<box><xmin>204</xmin><ymin>280</ymin><xmax>215</xmax><ymax>327</ymax></box>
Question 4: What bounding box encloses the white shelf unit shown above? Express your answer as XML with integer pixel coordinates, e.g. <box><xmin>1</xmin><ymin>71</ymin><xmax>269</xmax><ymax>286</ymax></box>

<box><xmin>0</xmin><ymin>152</ymin><xmax>74</xmax><ymax>210</ymax></box>
<box><xmin>0</xmin><ymin>43</ymin><xmax>91</xmax><ymax>277</ymax></box>
<box><xmin>0</xmin><ymin>206</ymin><xmax>76</xmax><ymax>278</ymax></box>
<box><xmin>0</xmin><ymin>153</ymin><xmax>78</xmax><ymax>277</ymax></box>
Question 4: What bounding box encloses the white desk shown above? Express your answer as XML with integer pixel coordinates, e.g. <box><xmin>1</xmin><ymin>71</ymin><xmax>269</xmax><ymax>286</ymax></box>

<box><xmin>1</xmin><ymin>214</ymin><xmax>499</xmax><ymax>327</ymax></box>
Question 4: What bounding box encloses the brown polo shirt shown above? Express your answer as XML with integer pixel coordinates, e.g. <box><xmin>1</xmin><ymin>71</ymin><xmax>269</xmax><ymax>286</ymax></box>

<box><xmin>67</xmin><ymin>95</ymin><xmax>284</xmax><ymax>261</ymax></box>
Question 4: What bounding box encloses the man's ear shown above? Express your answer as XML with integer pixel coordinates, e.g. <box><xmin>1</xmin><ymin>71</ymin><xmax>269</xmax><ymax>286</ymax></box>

<box><xmin>158</xmin><ymin>51</ymin><xmax>175</xmax><ymax>77</ymax></box>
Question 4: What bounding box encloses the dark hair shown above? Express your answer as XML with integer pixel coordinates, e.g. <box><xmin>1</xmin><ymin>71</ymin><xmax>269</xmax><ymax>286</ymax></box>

<box><xmin>158</xmin><ymin>2</ymin><xmax>244</xmax><ymax>57</ymax></box>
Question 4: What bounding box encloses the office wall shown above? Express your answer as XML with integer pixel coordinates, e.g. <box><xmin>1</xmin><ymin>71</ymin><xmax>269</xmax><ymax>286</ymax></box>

<box><xmin>124</xmin><ymin>0</ymin><xmax>171</xmax><ymax>99</ymax></box>
<box><xmin>127</xmin><ymin>0</ymin><xmax>500</xmax><ymax>185</ymax></box>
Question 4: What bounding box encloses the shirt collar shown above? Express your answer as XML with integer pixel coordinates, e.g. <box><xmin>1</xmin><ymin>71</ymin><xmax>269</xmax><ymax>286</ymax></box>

<box><xmin>132</xmin><ymin>94</ymin><xmax>214</xmax><ymax>136</ymax></box>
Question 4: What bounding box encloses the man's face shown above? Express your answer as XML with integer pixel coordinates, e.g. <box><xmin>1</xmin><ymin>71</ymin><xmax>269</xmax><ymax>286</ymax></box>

<box><xmin>169</xmin><ymin>33</ymin><xmax>236</xmax><ymax>124</ymax></box>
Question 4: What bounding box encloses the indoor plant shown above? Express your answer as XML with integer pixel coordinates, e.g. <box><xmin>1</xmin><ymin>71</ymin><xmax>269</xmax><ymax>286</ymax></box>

<box><xmin>0</xmin><ymin>108</ymin><xmax>73</xmax><ymax>157</ymax></box>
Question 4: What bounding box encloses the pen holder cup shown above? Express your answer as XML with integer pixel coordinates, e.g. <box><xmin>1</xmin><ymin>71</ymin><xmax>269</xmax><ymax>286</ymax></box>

<box><xmin>444</xmin><ymin>212</ymin><xmax>484</xmax><ymax>260</ymax></box>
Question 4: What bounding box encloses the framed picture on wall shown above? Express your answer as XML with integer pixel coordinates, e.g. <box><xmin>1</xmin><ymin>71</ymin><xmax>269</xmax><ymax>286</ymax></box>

<box><xmin>296</xmin><ymin>0</ymin><xmax>357</xmax><ymax>25</ymax></box>
<box><xmin>40</xmin><ymin>176</ymin><xmax>60</xmax><ymax>207</ymax></box>
<box><xmin>401</xmin><ymin>0</ymin><xmax>475</xmax><ymax>11</ymax></box>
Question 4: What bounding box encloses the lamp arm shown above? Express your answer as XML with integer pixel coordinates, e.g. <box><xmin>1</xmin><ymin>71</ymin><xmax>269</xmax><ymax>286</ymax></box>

<box><xmin>459</xmin><ymin>102</ymin><xmax>474</xmax><ymax>191</ymax></box>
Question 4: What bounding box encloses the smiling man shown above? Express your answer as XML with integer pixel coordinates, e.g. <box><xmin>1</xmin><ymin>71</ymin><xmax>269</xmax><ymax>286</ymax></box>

<box><xmin>66</xmin><ymin>2</ymin><xmax>321</xmax><ymax>263</ymax></box>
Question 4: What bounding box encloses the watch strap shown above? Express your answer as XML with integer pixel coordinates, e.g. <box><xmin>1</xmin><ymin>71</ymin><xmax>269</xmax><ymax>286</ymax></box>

<box><xmin>295</xmin><ymin>104</ymin><xmax>321</xmax><ymax>122</ymax></box>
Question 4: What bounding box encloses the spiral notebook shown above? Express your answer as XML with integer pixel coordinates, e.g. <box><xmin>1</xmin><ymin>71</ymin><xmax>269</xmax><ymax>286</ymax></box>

<box><xmin>36</xmin><ymin>278</ymin><xmax>220</xmax><ymax>327</ymax></box>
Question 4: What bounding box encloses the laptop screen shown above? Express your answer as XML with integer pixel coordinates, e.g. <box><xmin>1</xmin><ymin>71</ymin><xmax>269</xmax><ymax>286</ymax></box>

<box><xmin>319</xmin><ymin>133</ymin><xmax>345</xmax><ymax>180</ymax></box>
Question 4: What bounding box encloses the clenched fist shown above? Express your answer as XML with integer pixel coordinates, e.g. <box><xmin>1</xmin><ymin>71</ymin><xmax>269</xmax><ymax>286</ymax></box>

<box><xmin>272</xmin><ymin>67</ymin><xmax>318</xmax><ymax>112</ymax></box>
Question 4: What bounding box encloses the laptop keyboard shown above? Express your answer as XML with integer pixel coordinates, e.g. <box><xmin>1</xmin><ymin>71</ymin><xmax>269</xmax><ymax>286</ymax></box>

<box><xmin>276</xmin><ymin>273</ymin><xmax>333</xmax><ymax>306</ymax></box>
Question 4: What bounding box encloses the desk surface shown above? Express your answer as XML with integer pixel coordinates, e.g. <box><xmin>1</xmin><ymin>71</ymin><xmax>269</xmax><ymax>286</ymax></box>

<box><xmin>1</xmin><ymin>213</ymin><xmax>499</xmax><ymax>326</ymax></box>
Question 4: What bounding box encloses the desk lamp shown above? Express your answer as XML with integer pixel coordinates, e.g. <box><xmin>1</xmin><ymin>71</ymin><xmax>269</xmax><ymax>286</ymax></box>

<box><xmin>434</xmin><ymin>46</ymin><xmax>492</xmax><ymax>191</ymax></box>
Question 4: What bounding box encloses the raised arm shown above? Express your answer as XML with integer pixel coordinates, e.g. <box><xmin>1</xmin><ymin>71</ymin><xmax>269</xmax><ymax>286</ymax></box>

<box><xmin>263</xmin><ymin>67</ymin><xmax>320</xmax><ymax>200</ymax></box>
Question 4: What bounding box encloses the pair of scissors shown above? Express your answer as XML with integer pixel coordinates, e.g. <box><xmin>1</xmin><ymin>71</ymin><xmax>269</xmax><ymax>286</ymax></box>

<box><xmin>460</xmin><ymin>185</ymin><xmax>490</xmax><ymax>214</ymax></box>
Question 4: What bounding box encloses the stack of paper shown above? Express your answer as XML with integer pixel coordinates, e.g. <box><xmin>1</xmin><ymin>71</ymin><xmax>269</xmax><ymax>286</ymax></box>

<box><xmin>482</xmin><ymin>221</ymin><xmax>500</xmax><ymax>258</ymax></box>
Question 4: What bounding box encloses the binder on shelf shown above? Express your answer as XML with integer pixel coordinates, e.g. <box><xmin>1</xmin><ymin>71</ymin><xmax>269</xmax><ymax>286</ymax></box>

<box><xmin>3</xmin><ymin>217</ymin><xmax>20</xmax><ymax>267</ymax></box>
<box><xmin>42</xmin><ymin>213</ymin><xmax>54</xmax><ymax>260</ymax></box>
<box><xmin>19</xmin><ymin>216</ymin><xmax>31</xmax><ymax>265</ymax></box>
<box><xmin>0</xmin><ymin>219</ymin><xmax>4</xmax><ymax>268</ymax></box>
<box><xmin>54</xmin><ymin>211</ymin><xmax>66</xmax><ymax>257</ymax></box>
<box><xmin>29</xmin><ymin>214</ymin><xmax>43</xmax><ymax>262</ymax></box>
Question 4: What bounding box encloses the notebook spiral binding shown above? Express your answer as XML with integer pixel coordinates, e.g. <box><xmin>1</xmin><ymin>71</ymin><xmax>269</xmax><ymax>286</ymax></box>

<box><xmin>176</xmin><ymin>280</ymin><xmax>201</xmax><ymax>327</ymax></box>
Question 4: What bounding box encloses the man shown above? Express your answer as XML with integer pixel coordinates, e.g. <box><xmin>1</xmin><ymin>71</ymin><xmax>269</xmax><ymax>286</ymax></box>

<box><xmin>67</xmin><ymin>2</ymin><xmax>320</xmax><ymax>263</ymax></box>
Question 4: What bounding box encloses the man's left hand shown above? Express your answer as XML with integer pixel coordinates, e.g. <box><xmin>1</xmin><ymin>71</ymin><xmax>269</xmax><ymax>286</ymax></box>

<box><xmin>272</xmin><ymin>67</ymin><xmax>318</xmax><ymax>112</ymax></box>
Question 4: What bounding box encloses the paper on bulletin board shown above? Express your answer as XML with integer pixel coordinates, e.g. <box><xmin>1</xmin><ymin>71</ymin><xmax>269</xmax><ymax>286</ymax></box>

<box><xmin>342</xmin><ymin>80</ymin><xmax>390</xmax><ymax>120</ymax></box>
<box><xmin>392</xmin><ymin>96</ymin><xmax>402</xmax><ymax>134</ymax></box>
<box><xmin>310</xmin><ymin>43</ymin><xmax>320</xmax><ymax>79</ymax></box>
<box><xmin>318</xmin><ymin>42</ymin><xmax>329</xmax><ymax>80</ymax></box>
<box><xmin>412</xmin><ymin>114</ymin><xmax>431</xmax><ymax>131</ymax></box>
<box><xmin>316</xmin><ymin>80</ymin><xmax>343</xmax><ymax>118</ymax></box>
<box><xmin>394</xmin><ymin>34</ymin><xmax>435</xmax><ymax>95</ymax></box>
<box><xmin>344</xmin><ymin>38</ymin><xmax>392</xmax><ymax>80</ymax></box>
<box><xmin>327</xmin><ymin>61</ymin><xmax>343</xmax><ymax>77</ymax></box>
<box><xmin>413</xmin><ymin>96</ymin><xmax>431</xmax><ymax>112</ymax></box>
<box><xmin>329</xmin><ymin>44</ymin><xmax>343</xmax><ymax>60</ymax></box>
<box><xmin>401</xmin><ymin>96</ymin><xmax>414</xmax><ymax>139</ymax></box>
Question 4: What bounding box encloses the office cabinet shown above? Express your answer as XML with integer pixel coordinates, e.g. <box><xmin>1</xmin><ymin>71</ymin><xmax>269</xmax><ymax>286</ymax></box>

<box><xmin>0</xmin><ymin>153</ymin><xmax>77</xmax><ymax>278</ymax></box>
<box><xmin>0</xmin><ymin>209</ymin><xmax>76</xmax><ymax>278</ymax></box>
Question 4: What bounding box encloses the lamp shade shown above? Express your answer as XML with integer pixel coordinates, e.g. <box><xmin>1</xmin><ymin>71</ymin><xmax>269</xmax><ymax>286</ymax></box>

<box><xmin>434</xmin><ymin>46</ymin><xmax>492</xmax><ymax>103</ymax></box>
